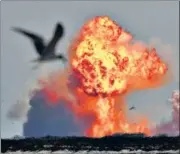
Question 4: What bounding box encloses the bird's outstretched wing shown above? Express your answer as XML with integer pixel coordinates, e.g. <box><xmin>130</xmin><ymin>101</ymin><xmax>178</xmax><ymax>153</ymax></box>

<box><xmin>12</xmin><ymin>27</ymin><xmax>46</xmax><ymax>56</ymax></box>
<box><xmin>44</xmin><ymin>22</ymin><xmax>64</xmax><ymax>55</ymax></box>
<box><xmin>53</xmin><ymin>22</ymin><xmax>64</xmax><ymax>39</ymax></box>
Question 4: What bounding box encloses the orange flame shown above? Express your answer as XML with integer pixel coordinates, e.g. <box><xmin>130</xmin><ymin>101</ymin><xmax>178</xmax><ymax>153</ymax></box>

<box><xmin>70</xmin><ymin>16</ymin><xmax>167</xmax><ymax>96</ymax></box>
<box><xmin>40</xmin><ymin>16</ymin><xmax>168</xmax><ymax>138</ymax></box>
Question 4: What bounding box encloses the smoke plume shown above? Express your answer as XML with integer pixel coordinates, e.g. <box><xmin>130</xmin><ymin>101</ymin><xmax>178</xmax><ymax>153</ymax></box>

<box><xmin>153</xmin><ymin>90</ymin><xmax>179</xmax><ymax>136</ymax></box>
<box><xmin>7</xmin><ymin>100</ymin><xmax>30</xmax><ymax>121</ymax></box>
<box><xmin>23</xmin><ymin>90</ymin><xmax>88</xmax><ymax>137</ymax></box>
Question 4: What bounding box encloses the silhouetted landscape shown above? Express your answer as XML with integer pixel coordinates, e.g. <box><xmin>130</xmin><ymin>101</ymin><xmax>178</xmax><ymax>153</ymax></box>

<box><xmin>1</xmin><ymin>134</ymin><xmax>180</xmax><ymax>153</ymax></box>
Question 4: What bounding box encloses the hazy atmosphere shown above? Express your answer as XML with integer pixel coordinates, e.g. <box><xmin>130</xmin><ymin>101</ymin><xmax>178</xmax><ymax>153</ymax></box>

<box><xmin>1</xmin><ymin>1</ymin><xmax>179</xmax><ymax>138</ymax></box>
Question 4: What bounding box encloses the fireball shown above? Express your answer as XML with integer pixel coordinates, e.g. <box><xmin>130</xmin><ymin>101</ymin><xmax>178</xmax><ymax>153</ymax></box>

<box><xmin>71</xmin><ymin>16</ymin><xmax>167</xmax><ymax>96</ymax></box>
<box><xmin>41</xmin><ymin>16</ymin><xmax>168</xmax><ymax>138</ymax></box>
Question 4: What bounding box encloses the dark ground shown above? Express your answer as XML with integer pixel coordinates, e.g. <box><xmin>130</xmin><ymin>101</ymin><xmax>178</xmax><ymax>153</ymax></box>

<box><xmin>1</xmin><ymin>135</ymin><xmax>180</xmax><ymax>153</ymax></box>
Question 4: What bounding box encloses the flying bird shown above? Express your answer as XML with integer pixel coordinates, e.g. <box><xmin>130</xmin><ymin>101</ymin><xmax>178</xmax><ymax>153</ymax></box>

<box><xmin>12</xmin><ymin>23</ymin><xmax>67</xmax><ymax>67</ymax></box>
<box><xmin>129</xmin><ymin>106</ymin><xmax>136</xmax><ymax>110</ymax></box>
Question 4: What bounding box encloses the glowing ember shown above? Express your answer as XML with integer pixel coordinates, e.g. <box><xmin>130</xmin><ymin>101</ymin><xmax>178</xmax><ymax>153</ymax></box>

<box><xmin>40</xmin><ymin>16</ymin><xmax>168</xmax><ymax>138</ymax></box>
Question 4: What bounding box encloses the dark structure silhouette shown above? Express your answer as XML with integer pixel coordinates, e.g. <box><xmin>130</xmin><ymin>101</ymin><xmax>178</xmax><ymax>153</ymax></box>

<box><xmin>12</xmin><ymin>23</ymin><xmax>67</xmax><ymax>63</ymax></box>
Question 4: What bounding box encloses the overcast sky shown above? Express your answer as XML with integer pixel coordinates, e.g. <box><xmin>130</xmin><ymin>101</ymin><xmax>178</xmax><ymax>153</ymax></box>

<box><xmin>1</xmin><ymin>1</ymin><xmax>179</xmax><ymax>138</ymax></box>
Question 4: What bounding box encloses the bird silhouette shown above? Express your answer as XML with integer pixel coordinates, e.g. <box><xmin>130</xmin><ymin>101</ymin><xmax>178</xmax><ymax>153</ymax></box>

<box><xmin>12</xmin><ymin>23</ymin><xmax>67</xmax><ymax>68</ymax></box>
<box><xmin>129</xmin><ymin>106</ymin><xmax>136</xmax><ymax>110</ymax></box>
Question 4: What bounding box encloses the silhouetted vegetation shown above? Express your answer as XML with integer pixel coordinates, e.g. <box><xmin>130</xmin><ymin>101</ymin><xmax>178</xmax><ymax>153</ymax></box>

<box><xmin>1</xmin><ymin>134</ymin><xmax>180</xmax><ymax>153</ymax></box>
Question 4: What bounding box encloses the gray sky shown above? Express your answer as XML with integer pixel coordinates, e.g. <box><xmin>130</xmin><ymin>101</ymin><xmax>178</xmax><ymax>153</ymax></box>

<box><xmin>1</xmin><ymin>1</ymin><xmax>179</xmax><ymax>138</ymax></box>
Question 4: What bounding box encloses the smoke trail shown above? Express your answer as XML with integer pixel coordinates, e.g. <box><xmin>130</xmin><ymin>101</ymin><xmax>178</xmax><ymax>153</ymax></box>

<box><xmin>153</xmin><ymin>90</ymin><xmax>179</xmax><ymax>136</ymax></box>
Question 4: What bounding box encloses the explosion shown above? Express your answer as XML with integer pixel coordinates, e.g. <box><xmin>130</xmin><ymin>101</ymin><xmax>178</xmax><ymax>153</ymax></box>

<box><xmin>39</xmin><ymin>16</ymin><xmax>168</xmax><ymax>138</ymax></box>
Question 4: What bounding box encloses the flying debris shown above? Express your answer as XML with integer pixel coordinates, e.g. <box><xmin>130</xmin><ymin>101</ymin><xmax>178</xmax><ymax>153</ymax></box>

<box><xmin>12</xmin><ymin>22</ymin><xmax>67</xmax><ymax>66</ymax></box>
<box><xmin>129</xmin><ymin>106</ymin><xmax>136</xmax><ymax>110</ymax></box>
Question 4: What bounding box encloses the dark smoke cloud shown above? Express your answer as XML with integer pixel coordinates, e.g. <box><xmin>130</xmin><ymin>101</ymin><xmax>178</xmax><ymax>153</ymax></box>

<box><xmin>23</xmin><ymin>90</ymin><xmax>90</xmax><ymax>137</ymax></box>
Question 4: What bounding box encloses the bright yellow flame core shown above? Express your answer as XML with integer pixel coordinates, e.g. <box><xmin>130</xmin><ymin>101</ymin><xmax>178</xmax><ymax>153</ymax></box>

<box><xmin>72</xmin><ymin>16</ymin><xmax>167</xmax><ymax>96</ymax></box>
